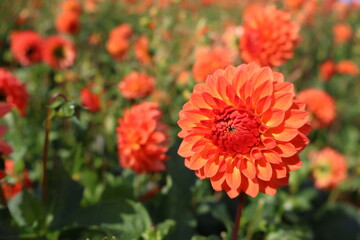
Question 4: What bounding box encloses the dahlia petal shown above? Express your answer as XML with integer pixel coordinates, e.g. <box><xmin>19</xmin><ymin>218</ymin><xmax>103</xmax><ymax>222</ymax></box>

<box><xmin>299</xmin><ymin>122</ymin><xmax>312</xmax><ymax>136</ymax></box>
<box><xmin>190</xmin><ymin>93</ymin><xmax>211</xmax><ymax>109</ymax></box>
<box><xmin>272</xmin><ymin>72</ymin><xmax>284</xmax><ymax>83</ymax></box>
<box><xmin>256</xmin><ymin>96</ymin><xmax>272</xmax><ymax>115</ymax></box>
<box><xmin>259</xmin><ymin>179</ymin><xmax>277</xmax><ymax>195</ymax></box>
<box><xmin>269</xmin><ymin>126</ymin><xmax>299</xmax><ymax>142</ymax></box>
<box><xmin>241</xmin><ymin>77</ymin><xmax>253</xmax><ymax>103</ymax></box>
<box><xmin>250</xmin><ymin>148</ymin><xmax>263</xmax><ymax>160</ymax></box>
<box><xmin>241</xmin><ymin>158</ymin><xmax>256</xmax><ymax>180</ymax></box>
<box><xmin>210</xmin><ymin>171</ymin><xmax>226</xmax><ymax>191</ymax></box>
<box><xmin>233</xmin><ymin>70</ymin><xmax>249</xmax><ymax>97</ymax></box>
<box><xmin>256</xmin><ymin>158</ymin><xmax>272</xmax><ymax>181</ymax></box>
<box><xmin>182</xmin><ymin>109</ymin><xmax>209</xmax><ymax>123</ymax></box>
<box><xmin>290</xmin><ymin>133</ymin><xmax>309</xmax><ymax>151</ymax></box>
<box><xmin>284</xmin><ymin>110</ymin><xmax>309</xmax><ymax>128</ymax></box>
<box><xmin>225</xmin><ymin>165</ymin><xmax>241</xmax><ymax>191</ymax></box>
<box><xmin>272</xmin><ymin>163</ymin><xmax>287</xmax><ymax>178</ymax></box>
<box><xmin>276</xmin><ymin>175</ymin><xmax>289</xmax><ymax>187</ymax></box>
<box><xmin>262</xmin><ymin>150</ymin><xmax>282</xmax><ymax>164</ymax></box>
<box><xmin>283</xmin><ymin>154</ymin><xmax>302</xmax><ymax>171</ymax></box>
<box><xmin>252</xmin><ymin>80</ymin><xmax>273</xmax><ymax>106</ymax></box>
<box><xmin>224</xmin><ymin>65</ymin><xmax>238</xmax><ymax>84</ymax></box>
<box><xmin>178</xmin><ymin>135</ymin><xmax>202</xmax><ymax>157</ymax></box>
<box><xmin>204</xmin><ymin>157</ymin><xmax>220</xmax><ymax>178</ymax></box>
<box><xmin>243</xmin><ymin>177</ymin><xmax>259</xmax><ymax>197</ymax></box>
<box><xmin>274</xmin><ymin>81</ymin><xmax>294</xmax><ymax>94</ymax></box>
<box><xmin>261</xmin><ymin>136</ymin><xmax>277</xmax><ymax>149</ymax></box>
<box><xmin>191</xmin><ymin>139</ymin><xmax>208</xmax><ymax>153</ymax></box>
<box><xmin>272</xmin><ymin>92</ymin><xmax>293</xmax><ymax>111</ymax></box>
<box><xmin>274</xmin><ymin>142</ymin><xmax>297</xmax><ymax>157</ymax></box>
<box><xmin>216</xmin><ymin>76</ymin><xmax>231</xmax><ymax>103</ymax></box>
<box><xmin>202</xmin><ymin>92</ymin><xmax>228</xmax><ymax>109</ymax></box>
<box><xmin>186</xmin><ymin>152</ymin><xmax>207</xmax><ymax>170</ymax></box>
<box><xmin>262</xmin><ymin>109</ymin><xmax>285</xmax><ymax>128</ymax></box>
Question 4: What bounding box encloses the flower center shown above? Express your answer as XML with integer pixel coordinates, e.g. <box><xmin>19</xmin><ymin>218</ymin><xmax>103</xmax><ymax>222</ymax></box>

<box><xmin>210</xmin><ymin>106</ymin><xmax>260</xmax><ymax>155</ymax></box>
<box><xmin>53</xmin><ymin>46</ymin><xmax>65</xmax><ymax>60</ymax></box>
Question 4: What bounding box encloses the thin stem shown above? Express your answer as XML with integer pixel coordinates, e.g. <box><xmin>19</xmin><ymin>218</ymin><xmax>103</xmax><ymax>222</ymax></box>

<box><xmin>232</xmin><ymin>193</ymin><xmax>246</xmax><ymax>240</ymax></box>
<box><xmin>41</xmin><ymin>94</ymin><xmax>67</xmax><ymax>204</ymax></box>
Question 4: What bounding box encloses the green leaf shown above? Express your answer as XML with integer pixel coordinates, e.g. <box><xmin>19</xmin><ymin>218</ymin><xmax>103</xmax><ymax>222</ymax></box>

<box><xmin>8</xmin><ymin>189</ymin><xmax>45</xmax><ymax>229</ymax></box>
<box><xmin>72</xmin><ymin>199</ymin><xmax>152</xmax><ymax>240</ymax></box>
<box><xmin>56</xmin><ymin>102</ymin><xmax>76</xmax><ymax>118</ymax></box>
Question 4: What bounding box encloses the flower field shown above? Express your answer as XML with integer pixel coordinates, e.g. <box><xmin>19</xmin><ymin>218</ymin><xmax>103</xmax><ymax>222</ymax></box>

<box><xmin>0</xmin><ymin>0</ymin><xmax>359</xmax><ymax>239</ymax></box>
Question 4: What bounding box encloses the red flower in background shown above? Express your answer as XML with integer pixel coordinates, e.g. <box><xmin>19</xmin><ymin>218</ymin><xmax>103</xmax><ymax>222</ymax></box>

<box><xmin>0</xmin><ymin>68</ymin><xmax>29</xmax><ymax>116</ymax></box>
<box><xmin>1</xmin><ymin>159</ymin><xmax>32</xmax><ymax>200</ymax></box>
<box><xmin>80</xmin><ymin>87</ymin><xmax>101</xmax><ymax>113</ymax></box>
<box><xmin>297</xmin><ymin>88</ymin><xmax>336</xmax><ymax>128</ymax></box>
<box><xmin>56</xmin><ymin>11</ymin><xmax>80</xmax><ymax>35</ymax></box>
<box><xmin>192</xmin><ymin>46</ymin><xmax>233</xmax><ymax>82</ymax></box>
<box><xmin>61</xmin><ymin>0</ymin><xmax>82</xmax><ymax>15</ymax></box>
<box><xmin>333</xmin><ymin>23</ymin><xmax>352</xmax><ymax>44</ymax></box>
<box><xmin>43</xmin><ymin>35</ymin><xmax>76</xmax><ymax>69</ymax></box>
<box><xmin>239</xmin><ymin>5</ymin><xmax>300</xmax><ymax>67</ymax></box>
<box><xmin>106</xmin><ymin>24</ymin><xmax>133</xmax><ymax>61</ymax></box>
<box><xmin>117</xmin><ymin>102</ymin><xmax>169</xmax><ymax>174</ymax></box>
<box><xmin>178</xmin><ymin>63</ymin><xmax>311</xmax><ymax>198</ymax></box>
<box><xmin>320</xmin><ymin>60</ymin><xmax>336</xmax><ymax>82</ymax></box>
<box><xmin>119</xmin><ymin>71</ymin><xmax>155</xmax><ymax>99</ymax></box>
<box><xmin>0</xmin><ymin>102</ymin><xmax>13</xmax><ymax>156</ymax></box>
<box><xmin>134</xmin><ymin>36</ymin><xmax>151</xmax><ymax>65</ymax></box>
<box><xmin>310</xmin><ymin>147</ymin><xmax>347</xmax><ymax>190</ymax></box>
<box><xmin>10</xmin><ymin>30</ymin><xmax>43</xmax><ymax>66</ymax></box>
<box><xmin>336</xmin><ymin>60</ymin><xmax>359</xmax><ymax>76</ymax></box>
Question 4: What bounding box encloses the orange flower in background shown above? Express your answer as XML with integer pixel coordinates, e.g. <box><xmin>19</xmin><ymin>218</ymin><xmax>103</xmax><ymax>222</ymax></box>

<box><xmin>192</xmin><ymin>46</ymin><xmax>233</xmax><ymax>82</ymax></box>
<box><xmin>297</xmin><ymin>88</ymin><xmax>335</xmax><ymax>128</ymax></box>
<box><xmin>336</xmin><ymin>60</ymin><xmax>359</xmax><ymax>75</ymax></box>
<box><xmin>56</xmin><ymin>11</ymin><xmax>80</xmax><ymax>35</ymax></box>
<box><xmin>178</xmin><ymin>63</ymin><xmax>311</xmax><ymax>198</ymax></box>
<box><xmin>119</xmin><ymin>71</ymin><xmax>155</xmax><ymax>99</ymax></box>
<box><xmin>61</xmin><ymin>0</ymin><xmax>82</xmax><ymax>15</ymax></box>
<box><xmin>333</xmin><ymin>23</ymin><xmax>352</xmax><ymax>44</ymax></box>
<box><xmin>80</xmin><ymin>87</ymin><xmax>101</xmax><ymax>113</ymax></box>
<box><xmin>134</xmin><ymin>36</ymin><xmax>151</xmax><ymax>65</ymax></box>
<box><xmin>84</xmin><ymin>0</ymin><xmax>98</xmax><ymax>13</ymax></box>
<box><xmin>284</xmin><ymin>0</ymin><xmax>307</xmax><ymax>11</ymax></box>
<box><xmin>0</xmin><ymin>102</ymin><xmax>13</xmax><ymax>156</ymax></box>
<box><xmin>1</xmin><ymin>159</ymin><xmax>32</xmax><ymax>200</ymax></box>
<box><xmin>239</xmin><ymin>5</ymin><xmax>300</xmax><ymax>67</ymax></box>
<box><xmin>310</xmin><ymin>147</ymin><xmax>347</xmax><ymax>190</ymax></box>
<box><xmin>117</xmin><ymin>102</ymin><xmax>169</xmax><ymax>174</ymax></box>
<box><xmin>320</xmin><ymin>60</ymin><xmax>336</xmax><ymax>82</ymax></box>
<box><xmin>43</xmin><ymin>35</ymin><xmax>76</xmax><ymax>69</ymax></box>
<box><xmin>10</xmin><ymin>30</ymin><xmax>43</xmax><ymax>66</ymax></box>
<box><xmin>0</xmin><ymin>68</ymin><xmax>29</xmax><ymax>116</ymax></box>
<box><xmin>106</xmin><ymin>24</ymin><xmax>133</xmax><ymax>61</ymax></box>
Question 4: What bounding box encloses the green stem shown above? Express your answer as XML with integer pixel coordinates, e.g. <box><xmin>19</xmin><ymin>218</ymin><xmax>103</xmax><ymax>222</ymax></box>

<box><xmin>327</xmin><ymin>187</ymin><xmax>339</xmax><ymax>204</ymax></box>
<box><xmin>41</xmin><ymin>94</ymin><xmax>68</xmax><ymax>205</ymax></box>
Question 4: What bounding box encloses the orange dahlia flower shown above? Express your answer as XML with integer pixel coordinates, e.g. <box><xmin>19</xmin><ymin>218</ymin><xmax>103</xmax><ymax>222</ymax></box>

<box><xmin>1</xmin><ymin>159</ymin><xmax>32</xmax><ymax>200</ymax></box>
<box><xmin>80</xmin><ymin>87</ymin><xmax>101</xmax><ymax>113</ymax></box>
<box><xmin>61</xmin><ymin>0</ymin><xmax>82</xmax><ymax>15</ymax></box>
<box><xmin>192</xmin><ymin>46</ymin><xmax>233</xmax><ymax>83</ymax></box>
<box><xmin>43</xmin><ymin>35</ymin><xmax>76</xmax><ymax>69</ymax></box>
<box><xmin>178</xmin><ymin>63</ymin><xmax>311</xmax><ymax>198</ymax></box>
<box><xmin>297</xmin><ymin>88</ymin><xmax>335</xmax><ymax>128</ymax></box>
<box><xmin>56</xmin><ymin>11</ymin><xmax>80</xmax><ymax>35</ymax></box>
<box><xmin>0</xmin><ymin>68</ymin><xmax>29</xmax><ymax>116</ymax></box>
<box><xmin>10</xmin><ymin>30</ymin><xmax>43</xmax><ymax>66</ymax></box>
<box><xmin>117</xmin><ymin>101</ymin><xmax>169</xmax><ymax>173</ymax></box>
<box><xmin>239</xmin><ymin>5</ymin><xmax>300</xmax><ymax>67</ymax></box>
<box><xmin>320</xmin><ymin>60</ymin><xmax>336</xmax><ymax>82</ymax></box>
<box><xmin>333</xmin><ymin>23</ymin><xmax>352</xmax><ymax>44</ymax></box>
<box><xmin>310</xmin><ymin>147</ymin><xmax>347</xmax><ymax>190</ymax></box>
<box><xmin>134</xmin><ymin>35</ymin><xmax>151</xmax><ymax>65</ymax></box>
<box><xmin>119</xmin><ymin>71</ymin><xmax>155</xmax><ymax>99</ymax></box>
<box><xmin>336</xmin><ymin>60</ymin><xmax>359</xmax><ymax>76</ymax></box>
<box><xmin>106</xmin><ymin>24</ymin><xmax>133</xmax><ymax>61</ymax></box>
